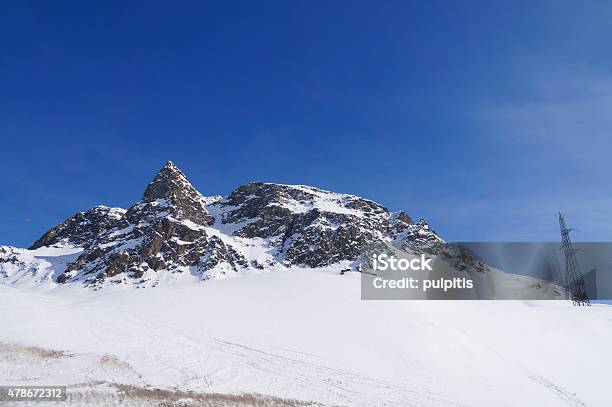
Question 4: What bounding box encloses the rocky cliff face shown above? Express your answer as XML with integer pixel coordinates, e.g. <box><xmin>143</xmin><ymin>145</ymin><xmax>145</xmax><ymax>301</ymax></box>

<box><xmin>219</xmin><ymin>182</ymin><xmax>426</xmax><ymax>267</ymax></box>
<box><xmin>0</xmin><ymin>161</ymin><xmax>442</xmax><ymax>287</ymax></box>
<box><xmin>30</xmin><ymin>206</ymin><xmax>126</xmax><ymax>250</ymax></box>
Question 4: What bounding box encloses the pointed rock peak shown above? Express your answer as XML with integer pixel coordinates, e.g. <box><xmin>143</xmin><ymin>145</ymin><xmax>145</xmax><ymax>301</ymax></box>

<box><xmin>396</xmin><ymin>211</ymin><xmax>413</xmax><ymax>224</ymax></box>
<box><xmin>415</xmin><ymin>219</ymin><xmax>434</xmax><ymax>231</ymax></box>
<box><xmin>135</xmin><ymin>161</ymin><xmax>215</xmax><ymax>225</ymax></box>
<box><xmin>156</xmin><ymin>160</ymin><xmax>186</xmax><ymax>182</ymax></box>
<box><xmin>163</xmin><ymin>160</ymin><xmax>179</xmax><ymax>171</ymax></box>
<box><xmin>142</xmin><ymin>161</ymin><xmax>196</xmax><ymax>202</ymax></box>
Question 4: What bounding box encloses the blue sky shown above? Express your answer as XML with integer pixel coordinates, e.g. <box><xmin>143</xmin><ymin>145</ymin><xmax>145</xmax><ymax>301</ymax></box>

<box><xmin>2</xmin><ymin>1</ymin><xmax>612</xmax><ymax>247</ymax></box>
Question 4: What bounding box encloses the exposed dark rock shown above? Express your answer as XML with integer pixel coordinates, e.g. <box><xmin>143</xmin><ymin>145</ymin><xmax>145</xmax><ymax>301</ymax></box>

<box><xmin>198</xmin><ymin>236</ymin><xmax>249</xmax><ymax>275</ymax></box>
<box><xmin>30</xmin><ymin>206</ymin><xmax>125</xmax><ymax>250</ymax></box>
<box><xmin>136</xmin><ymin>160</ymin><xmax>215</xmax><ymax>226</ymax></box>
<box><xmin>218</xmin><ymin>182</ymin><xmax>413</xmax><ymax>267</ymax></box>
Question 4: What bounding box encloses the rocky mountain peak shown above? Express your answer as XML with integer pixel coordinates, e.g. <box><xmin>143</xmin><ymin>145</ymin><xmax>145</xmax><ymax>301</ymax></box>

<box><xmin>52</xmin><ymin>162</ymin><xmax>237</xmax><ymax>285</ymax></box>
<box><xmin>1</xmin><ymin>162</ymin><xmax>443</xmax><ymax>287</ymax></box>
<box><xmin>395</xmin><ymin>211</ymin><xmax>413</xmax><ymax>225</ymax></box>
<box><xmin>134</xmin><ymin>161</ymin><xmax>214</xmax><ymax>225</ymax></box>
<box><xmin>143</xmin><ymin>161</ymin><xmax>194</xmax><ymax>201</ymax></box>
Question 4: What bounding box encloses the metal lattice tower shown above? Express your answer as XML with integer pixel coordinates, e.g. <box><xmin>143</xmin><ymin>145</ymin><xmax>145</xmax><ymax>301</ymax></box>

<box><xmin>558</xmin><ymin>212</ymin><xmax>590</xmax><ymax>306</ymax></box>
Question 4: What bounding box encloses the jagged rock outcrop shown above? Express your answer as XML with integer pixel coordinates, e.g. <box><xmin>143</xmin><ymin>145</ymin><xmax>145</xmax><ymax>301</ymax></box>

<box><xmin>30</xmin><ymin>206</ymin><xmax>125</xmax><ymax>250</ymax></box>
<box><xmin>137</xmin><ymin>161</ymin><xmax>215</xmax><ymax>226</ymax></box>
<box><xmin>218</xmin><ymin>182</ymin><xmax>439</xmax><ymax>267</ymax></box>
<box><xmin>198</xmin><ymin>236</ymin><xmax>249</xmax><ymax>276</ymax></box>
<box><xmin>1</xmin><ymin>161</ymin><xmax>442</xmax><ymax>287</ymax></box>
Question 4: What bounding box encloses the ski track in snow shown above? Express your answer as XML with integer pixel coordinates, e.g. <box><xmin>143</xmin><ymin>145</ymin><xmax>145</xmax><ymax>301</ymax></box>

<box><xmin>427</xmin><ymin>306</ymin><xmax>590</xmax><ymax>407</ymax></box>
<box><xmin>523</xmin><ymin>370</ymin><xmax>588</xmax><ymax>407</ymax></box>
<box><xmin>68</xmin><ymin>306</ymin><xmax>461</xmax><ymax>406</ymax></box>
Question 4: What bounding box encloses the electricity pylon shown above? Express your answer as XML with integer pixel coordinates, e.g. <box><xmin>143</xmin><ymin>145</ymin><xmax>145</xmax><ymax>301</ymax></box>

<box><xmin>558</xmin><ymin>212</ymin><xmax>590</xmax><ymax>306</ymax></box>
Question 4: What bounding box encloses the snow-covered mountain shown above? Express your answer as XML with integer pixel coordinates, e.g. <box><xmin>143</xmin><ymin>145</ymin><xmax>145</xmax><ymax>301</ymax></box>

<box><xmin>1</xmin><ymin>162</ymin><xmax>607</xmax><ymax>407</ymax></box>
<box><xmin>0</xmin><ymin>161</ymin><xmax>441</xmax><ymax>288</ymax></box>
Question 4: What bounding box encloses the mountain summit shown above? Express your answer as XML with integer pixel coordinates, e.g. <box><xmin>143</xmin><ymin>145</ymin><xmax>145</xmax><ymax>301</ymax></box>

<box><xmin>142</xmin><ymin>161</ymin><xmax>182</xmax><ymax>201</ymax></box>
<box><xmin>1</xmin><ymin>161</ymin><xmax>441</xmax><ymax>287</ymax></box>
<box><xmin>142</xmin><ymin>161</ymin><xmax>185</xmax><ymax>201</ymax></box>
<box><xmin>137</xmin><ymin>161</ymin><xmax>215</xmax><ymax>225</ymax></box>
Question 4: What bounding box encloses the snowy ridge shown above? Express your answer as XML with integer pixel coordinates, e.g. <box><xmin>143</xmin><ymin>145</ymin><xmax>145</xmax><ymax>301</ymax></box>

<box><xmin>260</xmin><ymin>183</ymin><xmax>376</xmax><ymax>217</ymax></box>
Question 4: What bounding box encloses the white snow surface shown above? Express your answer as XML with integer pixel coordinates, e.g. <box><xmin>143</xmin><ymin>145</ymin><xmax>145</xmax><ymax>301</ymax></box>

<box><xmin>261</xmin><ymin>183</ymin><xmax>368</xmax><ymax>217</ymax></box>
<box><xmin>1</xmin><ymin>269</ymin><xmax>610</xmax><ymax>407</ymax></box>
<box><xmin>0</xmin><ymin>246</ymin><xmax>83</xmax><ymax>289</ymax></box>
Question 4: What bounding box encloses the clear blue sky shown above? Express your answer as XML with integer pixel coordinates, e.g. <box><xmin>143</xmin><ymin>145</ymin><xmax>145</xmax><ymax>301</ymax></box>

<box><xmin>2</xmin><ymin>1</ymin><xmax>612</xmax><ymax>247</ymax></box>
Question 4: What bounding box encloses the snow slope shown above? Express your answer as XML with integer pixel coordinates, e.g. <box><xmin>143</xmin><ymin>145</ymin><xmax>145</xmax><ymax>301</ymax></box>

<box><xmin>1</xmin><ymin>270</ymin><xmax>610</xmax><ymax>406</ymax></box>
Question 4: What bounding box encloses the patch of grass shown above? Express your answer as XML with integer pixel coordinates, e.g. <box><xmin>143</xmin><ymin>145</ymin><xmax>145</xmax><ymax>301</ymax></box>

<box><xmin>111</xmin><ymin>383</ymin><xmax>319</xmax><ymax>406</ymax></box>
<box><xmin>0</xmin><ymin>341</ymin><xmax>71</xmax><ymax>359</ymax></box>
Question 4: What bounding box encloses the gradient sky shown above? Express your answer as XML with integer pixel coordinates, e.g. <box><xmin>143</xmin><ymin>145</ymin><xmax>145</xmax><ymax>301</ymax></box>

<box><xmin>2</xmin><ymin>1</ymin><xmax>612</xmax><ymax>247</ymax></box>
